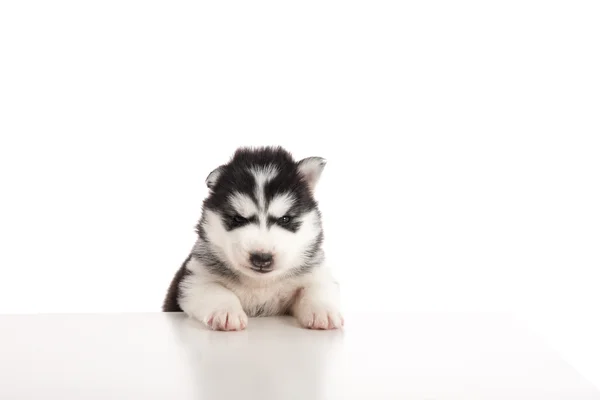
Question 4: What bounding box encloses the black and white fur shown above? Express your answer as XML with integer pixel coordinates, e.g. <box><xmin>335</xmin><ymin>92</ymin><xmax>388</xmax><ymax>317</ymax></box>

<box><xmin>163</xmin><ymin>146</ymin><xmax>343</xmax><ymax>331</ymax></box>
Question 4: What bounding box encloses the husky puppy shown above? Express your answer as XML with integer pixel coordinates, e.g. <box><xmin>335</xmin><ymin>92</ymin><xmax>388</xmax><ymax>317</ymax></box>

<box><xmin>162</xmin><ymin>146</ymin><xmax>343</xmax><ymax>331</ymax></box>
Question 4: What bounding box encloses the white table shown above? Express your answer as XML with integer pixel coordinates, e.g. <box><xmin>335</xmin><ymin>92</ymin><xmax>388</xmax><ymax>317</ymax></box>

<box><xmin>1</xmin><ymin>312</ymin><xmax>598</xmax><ymax>399</ymax></box>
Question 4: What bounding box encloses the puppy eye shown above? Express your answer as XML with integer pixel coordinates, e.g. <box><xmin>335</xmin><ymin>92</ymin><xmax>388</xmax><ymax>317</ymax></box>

<box><xmin>232</xmin><ymin>215</ymin><xmax>248</xmax><ymax>224</ymax></box>
<box><xmin>278</xmin><ymin>216</ymin><xmax>291</xmax><ymax>225</ymax></box>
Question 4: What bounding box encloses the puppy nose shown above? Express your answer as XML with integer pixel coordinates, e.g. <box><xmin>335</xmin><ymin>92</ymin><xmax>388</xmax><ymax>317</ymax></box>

<box><xmin>250</xmin><ymin>252</ymin><xmax>273</xmax><ymax>268</ymax></box>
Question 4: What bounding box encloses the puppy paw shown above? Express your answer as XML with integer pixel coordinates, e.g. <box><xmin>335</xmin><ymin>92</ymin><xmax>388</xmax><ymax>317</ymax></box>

<box><xmin>295</xmin><ymin>304</ymin><xmax>344</xmax><ymax>330</ymax></box>
<box><xmin>204</xmin><ymin>308</ymin><xmax>248</xmax><ymax>331</ymax></box>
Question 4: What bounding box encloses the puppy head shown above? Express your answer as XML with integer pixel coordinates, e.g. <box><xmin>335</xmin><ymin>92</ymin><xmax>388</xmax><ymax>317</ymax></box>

<box><xmin>197</xmin><ymin>146</ymin><xmax>326</xmax><ymax>279</ymax></box>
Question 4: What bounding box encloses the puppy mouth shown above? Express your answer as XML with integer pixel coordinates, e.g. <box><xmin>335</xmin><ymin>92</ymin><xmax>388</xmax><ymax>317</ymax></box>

<box><xmin>249</xmin><ymin>266</ymin><xmax>274</xmax><ymax>274</ymax></box>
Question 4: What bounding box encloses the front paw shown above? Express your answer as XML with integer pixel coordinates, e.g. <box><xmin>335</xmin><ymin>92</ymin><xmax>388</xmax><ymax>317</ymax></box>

<box><xmin>203</xmin><ymin>307</ymin><xmax>248</xmax><ymax>331</ymax></box>
<box><xmin>295</xmin><ymin>303</ymin><xmax>344</xmax><ymax>330</ymax></box>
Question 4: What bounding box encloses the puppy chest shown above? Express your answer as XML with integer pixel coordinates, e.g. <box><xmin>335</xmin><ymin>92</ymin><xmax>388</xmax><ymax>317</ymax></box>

<box><xmin>234</xmin><ymin>285</ymin><xmax>300</xmax><ymax>317</ymax></box>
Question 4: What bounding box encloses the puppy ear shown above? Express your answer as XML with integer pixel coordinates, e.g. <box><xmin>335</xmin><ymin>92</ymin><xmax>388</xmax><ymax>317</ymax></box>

<box><xmin>297</xmin><ymin>157</ymin><xmax>326</xmax><ymax>192</ymax></box>
<box><xmin>205</xmin><ymin>166</ymin><xmax>224</xmax><ymax>190</ymax></box>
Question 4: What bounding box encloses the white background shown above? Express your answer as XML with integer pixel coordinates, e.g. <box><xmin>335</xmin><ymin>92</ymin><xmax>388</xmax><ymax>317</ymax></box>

<box><xmin>1</xmin><ymin>0</ymin><xmax>599</xmax><ymax>390</ymax></box>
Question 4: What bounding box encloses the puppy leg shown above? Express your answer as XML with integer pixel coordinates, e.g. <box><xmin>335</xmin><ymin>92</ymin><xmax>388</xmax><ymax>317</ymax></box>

<box><xmin>291</xmin><ymin>281</ymin><xmax>343</xmax><ymax>330</ymax></box>
<box><xmin>180</xmin><ymin>281</ymin><xmax>248</xmax><ymax>331</ymax></box>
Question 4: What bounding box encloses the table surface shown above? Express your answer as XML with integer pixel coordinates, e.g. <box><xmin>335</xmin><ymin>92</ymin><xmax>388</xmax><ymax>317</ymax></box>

<box><xmin>1</xmin><ymin>311</ymin><xmax>598</xmax><ymax>399</ymax></box>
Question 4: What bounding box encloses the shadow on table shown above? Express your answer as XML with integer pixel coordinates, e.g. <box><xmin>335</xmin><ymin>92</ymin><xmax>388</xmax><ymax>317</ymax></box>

<box><xmin>167</xmin><ymin>314</ymin><xmax>344</xmax><ymax>400</ymax></box>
